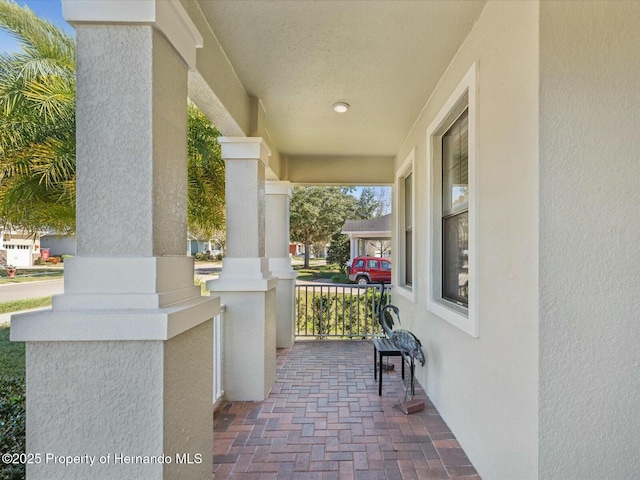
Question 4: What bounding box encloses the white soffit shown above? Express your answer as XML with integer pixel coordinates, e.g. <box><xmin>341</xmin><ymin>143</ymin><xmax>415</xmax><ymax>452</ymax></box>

<box><xmin>197</xmin><ymin>0</ymin><xmax>486</xmax><ymax>158</ymax></box>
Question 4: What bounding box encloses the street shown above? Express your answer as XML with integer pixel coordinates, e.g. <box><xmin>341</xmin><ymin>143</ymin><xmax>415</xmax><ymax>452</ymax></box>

<box><xmin>0</xmin><ymin>279</ymin><xmax>64</xmax><ymax>303</ymax></box>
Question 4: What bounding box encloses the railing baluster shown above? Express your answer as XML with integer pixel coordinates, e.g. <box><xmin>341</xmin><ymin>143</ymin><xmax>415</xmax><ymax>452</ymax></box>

<box><xmin>294</xmin><ymin>283</ymin><xmax>392</xmax><ymax>339</ymax></box>
<box><xmin>341</xmin><ymin>284</ymin><xmax>345</xmax><ymax>337</ymax></box>
<box><xmin>305</xmin><ymin>285</ymin><xmax>308</xmax><ymax>336</ymax></box>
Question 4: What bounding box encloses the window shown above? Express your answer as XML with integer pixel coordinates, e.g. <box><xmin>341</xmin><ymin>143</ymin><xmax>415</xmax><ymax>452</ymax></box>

<box><xmin>442</xmin><ymin>110</ymin><xmax>468</xmax><ymax>306</ymax></box>
<box><xmin>367</xmin><ymin>259</ymin><xmax>378</xmax><ymax>269</ymax></box>
<box><xmin>382</xmin><ymin>260</ymin><xmax>391</xmax><ymax>271</ymax></box>
<box><xmin>404</xmin><ymin>173</ymin><xmax>413</xmax><ymax>287</ymax></box>
<box><xmin>395</xmin><ymin>149</ymin><xmax>415</xmax><ymax>301</ymax></box>
<box><xmin>426</xmin><ymin>63</ymin><xmax>477</xmax><ymax>338</ymax></box>
<box><xmin>354</xmin><ymin>259</ymin><xmax>365</xmax><ymax>268</ymax></box>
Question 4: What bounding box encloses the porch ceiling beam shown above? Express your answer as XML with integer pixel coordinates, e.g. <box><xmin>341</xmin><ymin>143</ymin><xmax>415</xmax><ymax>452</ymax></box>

<box><xmin>181</xmin><ymin>0</ymin><xmax>251</xmax><ymax>137</ymax></box>
<box><xmin>284</xmin><ymin>155</ymin><xmax>395</xmax><ymax>185</ymax></box>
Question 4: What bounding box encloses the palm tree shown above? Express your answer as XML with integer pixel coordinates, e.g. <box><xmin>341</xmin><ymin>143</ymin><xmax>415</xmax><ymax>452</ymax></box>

<box><xmin>0</xmin><ymin>0</ymin><xmax>76</xmax><ymax>233</ymax></box>
<box><xmin>187</xmin><ymin>100</ymin><xmax>226</xmax><ymax>239</ymax></box>
<box><xmin>0</xmin><ymin>0</ymin><xmax>225</xmax><ymax>238</ymax></box>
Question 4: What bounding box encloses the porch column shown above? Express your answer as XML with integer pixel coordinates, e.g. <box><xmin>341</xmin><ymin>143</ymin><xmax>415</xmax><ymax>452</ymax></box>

<box><xmin>350</xmin><ymin>235</ymin><xmax>358</xmax><ymax>261</ymax></box>
<box><xmin>266</xmin><ymin>181</ymin><xmax>297</xmax><ymax>348</ymax></box>
<box><xmin>207</xmin><ymin>138</ymin><xmax>278</xmax><ymax>401</ymax></box>
<box><xmin>11</xmin><ymin>2</ymin><xmax>217</xmax><ymax>479</ymax></box>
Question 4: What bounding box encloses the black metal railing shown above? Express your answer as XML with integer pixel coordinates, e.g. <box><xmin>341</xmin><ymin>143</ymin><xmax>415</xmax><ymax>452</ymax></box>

<box><xmin>295</xmin><ymin>283</ymin><xmax>392</xmax><ymax>338</ymax></box>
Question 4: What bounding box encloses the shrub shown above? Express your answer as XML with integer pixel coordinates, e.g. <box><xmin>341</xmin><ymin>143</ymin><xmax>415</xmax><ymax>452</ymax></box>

<box><xmin>0</xmin><ymin>324</ymin><xmax>25</xmax><ymax>480</ymax></box>
<box><xmin>194</xmin><ymin>253</ymin><xmax>204</xmax><ymax>260</ymax></box>
<box><xmin>61</xmin><ymin>255</ymin><xmax>73</xmax><ymax>263</ymax></box>
<box><xmin>0</xmin><ymin>378</ymin><xmax>25</xmax><ymax>480</ymax></box>
<box><xmin>327</xmin><ymin>232</ymin><xmax>350</xmax><ymax>273</ymax></box>
<box><xmin>331</xmin><ymin>274</ymin><xmax>348</xmax><ymax>284</ymax></box>
<box><xmin>47</xmin><ymin>257</ymin><xmax>60</xmax><ymax>265</ymax></box>
<box><xmin>0</xmin><ymin>377</ymin><xmax>25</xmax><ymax>446</ymax></box>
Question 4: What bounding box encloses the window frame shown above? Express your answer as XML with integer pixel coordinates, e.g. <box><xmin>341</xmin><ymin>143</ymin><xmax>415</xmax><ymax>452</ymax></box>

<box><xmin>394</xmin><ymin>149</ymin><xmax>416</xmax><ymax>302</ymax></box>
<box><xmin>426</xmin><ymin>63</ymin><xmax>478</xmax><ymax>338</ymax></box>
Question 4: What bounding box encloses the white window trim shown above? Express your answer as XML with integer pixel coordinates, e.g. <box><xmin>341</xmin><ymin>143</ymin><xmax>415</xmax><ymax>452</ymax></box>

<box><xmin>394</xmin><ymin>148</ymin><xmax>415</xmax><ymax>303</ymax></box>
<box><xmin>426</xmin><ymin>63</ymin><xmax>478</xmax><ymax>338</ymax></box>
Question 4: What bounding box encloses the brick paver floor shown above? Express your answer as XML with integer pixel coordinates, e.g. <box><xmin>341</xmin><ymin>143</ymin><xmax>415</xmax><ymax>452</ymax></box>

<box><xmin>213</xmin><ymin>340</ymin><xmax>480</xmax><ymax>480</ymax></box>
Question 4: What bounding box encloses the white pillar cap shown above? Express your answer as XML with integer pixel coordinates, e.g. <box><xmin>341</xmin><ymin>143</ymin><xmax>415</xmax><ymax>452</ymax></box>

<box><xmin>265</xmin><ymin>180</ymin><xmax>292</xmax><ymax>196</ymax></box>
<box><xmin>218</xmin><ymin>137</ymin><xmax>271</xmax><ymax>168</ymax></box>
<box><xmin>62</xmin><ymin>0</ymin><xmax>202</xmax><ymax>69</ymax></box>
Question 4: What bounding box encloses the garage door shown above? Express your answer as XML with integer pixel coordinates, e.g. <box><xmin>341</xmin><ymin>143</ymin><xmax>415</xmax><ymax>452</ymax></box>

<box><xmin>4</xmin><ymin>244</ymin><xmax>32</xmax><ymax>267</ymax></box>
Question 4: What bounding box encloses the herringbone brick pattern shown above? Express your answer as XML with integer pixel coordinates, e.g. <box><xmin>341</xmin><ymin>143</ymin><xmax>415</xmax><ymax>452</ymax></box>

<box><xmin>213</xmin><ymin>341</ymin><xmax>479</xmax><ymax>480</ymax></box>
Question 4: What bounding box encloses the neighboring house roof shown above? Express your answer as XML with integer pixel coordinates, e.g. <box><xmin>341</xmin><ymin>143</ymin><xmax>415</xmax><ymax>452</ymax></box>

<box><xmin>342</xmin><ymin>214</ymin><xmax>391</xmax><ymax>235</ymax></box>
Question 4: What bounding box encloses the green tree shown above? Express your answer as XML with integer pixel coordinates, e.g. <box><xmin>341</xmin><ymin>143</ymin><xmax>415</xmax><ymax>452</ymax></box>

<box><xmin>290</xmin><ymin>186</ymin><xmax>358</xmax><ymax>268</ymax></box>
<box><xmin>187</xmin><ymin>100</ymin><xmax>225</xmax><ymax>237</ymax></box>
<box><xmin>325</xmin><ymin>187</ymin><xmax>385</xmax><ymax>270</ymax></box>
<box><xmin>0</xmin><ymin>0</ymin><xmax>76</xmax><ymax>233</ymax></box>
<box><xmin>326</xmin><ymin>229</ymin><xmax>350</xmax><ymax>272</ymax></box>
<box><xmin>354</xmin><ymin>187</ymin><xmax>379</xmax><ymax>219</ymax></box>
<box><xmin>0</xmin><ymin>1</ymin><xmax>224</xmax><ymax>237</ymax></box>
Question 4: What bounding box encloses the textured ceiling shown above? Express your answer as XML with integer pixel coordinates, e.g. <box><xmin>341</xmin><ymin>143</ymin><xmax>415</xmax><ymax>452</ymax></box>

<box><xmin>198</xmin><ymin>1</ymin><xmax>486</xmax><ymax>158</ymax></box>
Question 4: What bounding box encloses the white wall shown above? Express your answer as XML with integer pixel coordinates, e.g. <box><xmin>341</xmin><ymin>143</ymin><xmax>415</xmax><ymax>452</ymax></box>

<box><xmin>392</xmin><ymin>2</ymin><xmax>539</xmax><ymax>478</ymax></box>
<box><xmin>40</xmin><ymin>235</ymin><xmax>77</xmax><ymax>256</ymax></box>
<box><xmin>539</xmin><ymin>2</ymin><xmax>640</xmax><ymax>479</ymax></box>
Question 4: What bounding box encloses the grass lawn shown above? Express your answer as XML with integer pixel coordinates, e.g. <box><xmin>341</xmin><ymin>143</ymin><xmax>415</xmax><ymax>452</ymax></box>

<box><xmin>0</xmin><ymin>268</ymin><xmax>63</xmax><ymax>285</ymax></box>
<box><xmin>0</xmin><ymin>325</ymin><xmax>24</xmax><ymax>379</ymax></box>
<box><xmin>294</xmin><ymin>262</ymin><xmax>349</xmax><ymax>283</ymax></box>
<box><xmin>0</xmin><ymin>296</ymin><xmax>51</xmax><ymax>377</ymax></box>
<box><xmin>0</xmin><ymin>296</ymin><xmax>52</xmax><ymax>315</ymax></box>
<box><xmin>0</xmin><ymin>293</ymin><xmax>43</xmax><ymax>479</ymax></box>
<box><xmin>0</xmin><ymin>325</ymin><xmax>26</xmax><ymax>480</ymax></box>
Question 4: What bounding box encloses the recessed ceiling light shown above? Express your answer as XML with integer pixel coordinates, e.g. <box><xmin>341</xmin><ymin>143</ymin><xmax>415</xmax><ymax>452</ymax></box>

<box><xmin>332</xmin><ymin>102</ymin><xmax>350</xmax><ymax>113</ymax></box>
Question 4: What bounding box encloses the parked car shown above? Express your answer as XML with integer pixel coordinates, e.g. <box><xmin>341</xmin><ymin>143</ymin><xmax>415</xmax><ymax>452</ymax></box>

<box><xmin>348</xmin><ymin>256</ymin><xmax>392</xmax><ymax>284</ymax></box>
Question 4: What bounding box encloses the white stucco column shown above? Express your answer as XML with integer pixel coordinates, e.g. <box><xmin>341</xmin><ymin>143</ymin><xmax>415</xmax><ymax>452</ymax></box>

<box><xmin>350</xmin><ymin>235</ymin><xmax>358</xmax><ymax>261</ymax></box>
<box><xmin>207</xmin><ymin>137</ymin><xmax>278</xmax><ymax>401</ymax></box>
<box><xmin>10</xmin><ymin>2</ymin><xmax>216</xmax><ymax>479</ymax></box>
<box><xmin>265</xmin><ymin>181</ymin><xmax>297</xmax><ymax>348</ymax></box>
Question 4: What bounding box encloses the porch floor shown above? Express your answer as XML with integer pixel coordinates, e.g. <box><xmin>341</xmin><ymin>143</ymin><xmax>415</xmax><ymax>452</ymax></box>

<box><xmin>213</xmin><ymin>340</ymin><xmax>480</xmax><ymax>480</ymax></box>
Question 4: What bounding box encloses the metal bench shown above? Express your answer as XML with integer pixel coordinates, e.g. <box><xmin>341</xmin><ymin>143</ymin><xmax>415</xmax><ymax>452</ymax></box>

<box><xmin>373</xmin><ymin>336</ymin><xmax>405</xmax><ymax>396</ymax></box>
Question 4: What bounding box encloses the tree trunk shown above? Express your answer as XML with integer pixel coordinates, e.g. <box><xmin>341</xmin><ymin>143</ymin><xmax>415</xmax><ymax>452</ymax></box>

<box><xmin>304</xmin><ymin>240</ymin><xmax>311</xmax><ymax>268</ymax></box>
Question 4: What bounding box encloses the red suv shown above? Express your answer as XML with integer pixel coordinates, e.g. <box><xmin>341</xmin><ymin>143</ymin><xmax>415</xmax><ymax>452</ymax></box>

<box><xmin>348</xmin><ymin>256</ymin><xmax>392</xmax><ymax>284</ymax></box>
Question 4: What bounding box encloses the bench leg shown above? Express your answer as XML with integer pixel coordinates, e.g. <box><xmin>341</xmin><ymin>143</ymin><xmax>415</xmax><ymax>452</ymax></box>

<box><xmin>373</xmin><ymin>344</ymin><xmax>377</xmax><ymax>379</ymax></box>
<box><xmin>410</xmin><ymin>359</ymin><xmax>415</xmax><ymax>396</ymax></box>
<box><xmin>378</xmin><ymin>351</ymin><xmax>383</xmax><ymax>396</ymax></box>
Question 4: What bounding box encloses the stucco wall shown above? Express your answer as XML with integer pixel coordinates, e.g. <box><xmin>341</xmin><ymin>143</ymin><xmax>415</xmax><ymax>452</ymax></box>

<box><xmin>392</xmin><ymin>2</ymin><xmax>539</xmax><ymax>478</ymax></box>
<box><xmin>539</xmin><ymin>2</ymin><xmax>640</xmax><ymax>479</ymax></box>
<box><xmin>221</xmin><ymin>289</ymin><xmax>276</xmax><ymax>400</ymax></box>
<box><xmin>76</xmin><ymin>26</ymin><xmax>187</xmax><ymax>257</ymax></box>
<box><xmin>26</xmin><ymin>341</ymin><xmax>165</xmax><ymax>479</ymax></box>
<box><xmin>26</xmin><ymin>320</ymin><xmax>213</xmax><ymax>479</ymax></box>
<box><xmin>164</xmin><ymin>320</ymin><xmax>213</xmax><ymax>479</ymax></box>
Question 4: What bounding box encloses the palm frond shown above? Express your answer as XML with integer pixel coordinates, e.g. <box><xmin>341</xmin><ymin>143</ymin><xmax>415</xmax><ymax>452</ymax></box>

<box><xmin>0</xmin><ymin>1</ymin><xmax>75</xmax><ymax>68</ymax></box>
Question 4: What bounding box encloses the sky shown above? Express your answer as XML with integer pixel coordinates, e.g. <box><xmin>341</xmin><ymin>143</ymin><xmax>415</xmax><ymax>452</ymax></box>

<box><xmin>0</xmin><ymin>0</ymin><xmax>73</xmax><ymax>53</ymax></box>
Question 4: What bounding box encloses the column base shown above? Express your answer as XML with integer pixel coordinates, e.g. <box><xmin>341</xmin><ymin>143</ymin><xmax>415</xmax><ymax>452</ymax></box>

<box><xmin>269</xmin><ymin>257</ymin><xmax>297</xmax><ymax>349</ymax></box>
<box><xmin>11</xmin><ymin>256</ymin><xmax>220</xmax><ymax>341</ymax></box>
<box><xmin>10</xmin><ymin>255</ymin><xmax>218</xmax><ymax>479</ymax></box>
<box><xmin>209</xmin><ymin>257</ymin><xmax>278</xmax><ymax>292</ymax></box>
<box><xmin>207</xmin><ymin>257</ymin><xmax>278</xmax><ymax>400</ymax></box>
<box><xmin>25</xmin><ymin>320</ymin><xmax>212</xmax><ymax>480</ymax></box>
